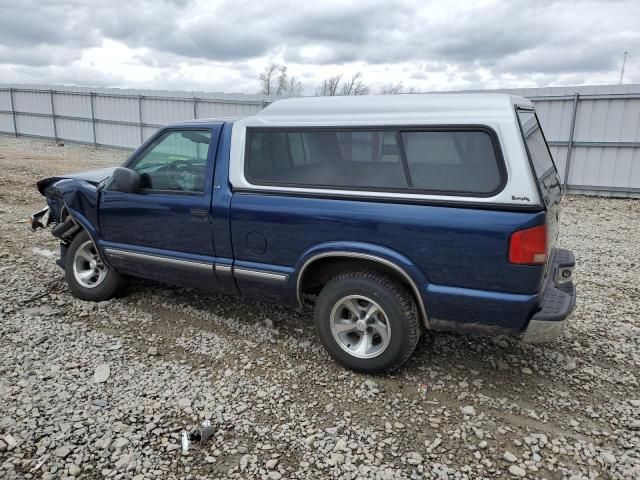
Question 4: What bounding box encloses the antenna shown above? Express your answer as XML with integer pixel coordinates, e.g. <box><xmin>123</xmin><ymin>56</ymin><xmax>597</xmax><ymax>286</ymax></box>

<box><xmin>619</xmin><ymin>51</ymin><xmax>628</xmax><ymax>84</ymax></box>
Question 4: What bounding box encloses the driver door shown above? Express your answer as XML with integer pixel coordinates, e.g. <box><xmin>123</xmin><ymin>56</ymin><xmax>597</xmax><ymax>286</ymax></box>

<box><xmin>98</xmin><ymin>126</ymin><xmax>221</xmax><ymax>290</ymax></box>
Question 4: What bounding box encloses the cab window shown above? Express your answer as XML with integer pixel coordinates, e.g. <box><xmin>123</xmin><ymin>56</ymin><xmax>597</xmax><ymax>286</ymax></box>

<box><xmin>129</xmin><ymin>130</ymin><xmax>211</xmax><ymax>193</ymax></box>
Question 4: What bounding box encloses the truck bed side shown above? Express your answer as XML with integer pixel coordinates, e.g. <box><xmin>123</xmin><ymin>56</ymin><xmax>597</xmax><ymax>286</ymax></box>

<box><xmin>228</xmin><ymin>192</ymin><xmax>548</xmax><ymax>333</ymax></box>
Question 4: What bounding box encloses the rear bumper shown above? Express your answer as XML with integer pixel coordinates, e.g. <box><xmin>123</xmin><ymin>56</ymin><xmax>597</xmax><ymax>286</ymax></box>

<box><xmin>522</xmin><ymin>248</ymin><xmax>576</xmax><ymax>343</ymax></box>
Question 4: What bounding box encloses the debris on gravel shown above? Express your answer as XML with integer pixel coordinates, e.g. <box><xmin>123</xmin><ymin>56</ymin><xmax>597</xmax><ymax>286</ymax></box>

<box><xmin>1</xmin><ymin>136</ymin><xmax>639</xmax><ymax>479</ymax></box>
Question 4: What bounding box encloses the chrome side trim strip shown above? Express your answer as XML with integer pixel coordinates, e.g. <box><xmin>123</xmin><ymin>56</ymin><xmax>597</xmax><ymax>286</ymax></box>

<box><xmin>233</xmin><ymin>267</ymin><xmax>289</xmax><ymax>283</ymax></box>
<box><xmin>215</xmin><ymin>264</ymin><xmax>232</xmax><ymax>274</ymax></box>
<box><xmin>296</xmin><ymin>251</ymin><xmax>429</xmax><ymax>328</ymax></box>
<box><xmin>104</xmin><ymin>248</ymin><xmax>213</xmax><ymax>273</ymax></box>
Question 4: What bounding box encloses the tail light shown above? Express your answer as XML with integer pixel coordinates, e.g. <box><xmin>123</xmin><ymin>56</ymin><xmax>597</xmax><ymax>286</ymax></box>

<box><xmin>508</xmin><ymin>224</ymin><xmax>547</xmax><ymax>265</ymax></box>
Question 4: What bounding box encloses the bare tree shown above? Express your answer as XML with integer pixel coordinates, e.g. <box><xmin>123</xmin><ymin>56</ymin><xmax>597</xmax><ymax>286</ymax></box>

<box><xmin>287</xmin><ymin>76</ymin><xmax>303</xmax><ymax>96</ymax></box>
<box><xmin>380</xmin><ymin>82</ymin><xmax>404</xmax><ymax>95</ymax></box>
<box><xmin>315</xmin><ymin>74</ymin><xmax>343</xmax><ymax>96</ymax></box>
<box><xmin>275</xmin><ymin>65</ymin><xmax>288</xmax><ymax>95</ymax></box>
<box><xmin>260</xmin><ymin>63</ymin><xmax>304</xmax><ymax>96</ymax></box>
<box><xmin>259</xmin><ymin>63</ymin><xmax>278</xmax><ymax>95</ymax></box>
<box><xmin>316</xmin><ymin>73</ymin><xmax>369</xmax><ymax>96</ymax></box>
<box><xmin>341</xmin><ymin>72</ymin><xmax>369</xmax><ymax>96</ymax></box>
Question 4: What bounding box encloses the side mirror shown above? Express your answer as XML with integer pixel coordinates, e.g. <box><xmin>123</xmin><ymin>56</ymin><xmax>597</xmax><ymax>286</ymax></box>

<box><xmin>111</xmin><ymin>167</ymin><xmax>141</xmax><ymax>193</ymax></box>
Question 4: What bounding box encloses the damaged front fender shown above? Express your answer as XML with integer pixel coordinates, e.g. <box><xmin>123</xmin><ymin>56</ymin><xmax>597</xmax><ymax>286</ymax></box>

<box><xmin>36</xmin><ymin>167</ymin><xmax>115</xmax><ymax>226</ymax></box>
<box><xmin>36</xmin><ymin>167</ymin><xmax>116</xmax><ymax>196</ymax></box>
<box><xmin>32</xmin><ymin>166</ymin><xmax>116</xmax><ymax>267</ymax></box>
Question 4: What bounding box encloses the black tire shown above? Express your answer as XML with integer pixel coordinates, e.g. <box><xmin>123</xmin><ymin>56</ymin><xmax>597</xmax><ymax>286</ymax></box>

<box><xmin>314</xmin><ymin>271</ymin><xmax>421</xmax><ymax>373</ymax></box>
<box><xmin>64</xmin><ymin>231</ymin><xmax>125</xmax><ymax>301</ymax></box>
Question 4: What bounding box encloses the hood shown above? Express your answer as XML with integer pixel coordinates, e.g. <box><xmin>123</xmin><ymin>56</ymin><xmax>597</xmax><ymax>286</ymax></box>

<box><xmin>37</xmin><ymin>167</ymin><xmax>117</xmax><ymax>195</ymax></box>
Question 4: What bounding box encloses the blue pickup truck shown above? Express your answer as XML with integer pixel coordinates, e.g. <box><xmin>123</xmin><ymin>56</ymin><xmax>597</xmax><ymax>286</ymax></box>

<box><xmin>31</xmin><ymin>94</ymin><xmax>576</xmax><ymax>372</ymax></box>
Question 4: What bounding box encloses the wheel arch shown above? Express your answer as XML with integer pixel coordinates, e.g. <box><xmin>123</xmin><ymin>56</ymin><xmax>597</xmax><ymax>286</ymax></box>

<box><xmin>63</xmin><ymin>207</ymin><xmax>99</xmax><ymax>244</ymax></box>
<box><xmin>60</xmin><ymin>206</ymin><xmax>111</xmax><ymax>268</ymax></box>
<box><xmin>296</xmin><ymin>245</ymin><xmax>430</xmax><ymax>328</ymax></box>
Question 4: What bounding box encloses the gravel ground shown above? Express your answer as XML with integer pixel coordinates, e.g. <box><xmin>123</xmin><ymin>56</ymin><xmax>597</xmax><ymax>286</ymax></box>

<box><xmin>0</xmin><ymin>135</ymin><xmax>639</xmax><ymax>480</ymax></box>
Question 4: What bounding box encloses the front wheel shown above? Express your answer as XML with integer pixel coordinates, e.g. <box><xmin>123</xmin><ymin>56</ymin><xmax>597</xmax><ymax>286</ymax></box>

<box><xmin>314</xmin><ymin>271</ymin><xmax>421</xmax><ymax>373</ymax></box>
<box><xmin>64</xmin><ymin>231</ymin><xmax>125</xmax><ymax>301</ymax></box>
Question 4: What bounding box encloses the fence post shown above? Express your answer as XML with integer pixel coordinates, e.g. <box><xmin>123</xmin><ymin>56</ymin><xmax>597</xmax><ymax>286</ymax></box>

<box><xmin>138</xmin><ymin>95</ymin><xmax>144</xmax><ymax>142</ymax></box>
<box><xmin>49</xmin><ymin>89</ymin><xmax>58</xmax><ymax>145</ymax></box>
<box><xmin>564</xmin><ymin>92</ymin><xmax>580</xmax><ymax>186</ymax></box>
<box><xmin>9</xmin><ymin>87</ymin><xmax>17</xmax><ymax>137</ymax></box>
<box><xmin>193</xmin><ymin>96</ymin><xmax>198</xmax><ymax>119</ymax></box>
<box><xmin>89</xmin><ymin>92</ymin><xmax>97</xmax><ymax>149</ymax></box>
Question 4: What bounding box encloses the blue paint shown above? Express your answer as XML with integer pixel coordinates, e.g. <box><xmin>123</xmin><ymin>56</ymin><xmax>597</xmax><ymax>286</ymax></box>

<box><xmin>425</xmin><ymin>283</ymin><xmax>538</xmax><ymax>332</ymax></box>
<box><xmin>37</xmin><ymin>119</ymin><xmax>562</xmax><ymax>335</ymax></box>
<box><xmin>230</xmin><ymin>193</ymin><xmax>546</xmax><ymax>294</ymax></box>
<box><xmin>99</xmin><ymin>124</ymin><xmax>222</xmax><ymax>257</ymax></box>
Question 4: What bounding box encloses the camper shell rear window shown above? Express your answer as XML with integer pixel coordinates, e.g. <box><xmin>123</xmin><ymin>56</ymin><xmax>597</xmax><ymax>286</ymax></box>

<box><xmin>516</xmin><ymin>109</ymin><xmax>558</xmax><ymax>181</ymax></box>
<box><xmin>245</xmin><ymin>126</ymin><xmax>507</xmax><ymax>197</ymax></box>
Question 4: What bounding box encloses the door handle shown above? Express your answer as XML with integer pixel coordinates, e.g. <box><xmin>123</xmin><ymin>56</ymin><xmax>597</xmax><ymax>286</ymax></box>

<box><xmin>190</xmin><ymin>209</ymin><xmax>209</xmax><ymax>221</ymax></box>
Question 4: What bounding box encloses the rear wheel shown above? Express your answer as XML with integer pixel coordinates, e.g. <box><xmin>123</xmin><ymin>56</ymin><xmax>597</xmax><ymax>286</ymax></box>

<box><xmin>64</xmin><ymin>231</ymin><xmax>125</xmax><ymax>301</ymax></box>
<box><xmin>314</xmin><ymin>271</ymin><xmax>421</xmax><ymax>373</ymax></box>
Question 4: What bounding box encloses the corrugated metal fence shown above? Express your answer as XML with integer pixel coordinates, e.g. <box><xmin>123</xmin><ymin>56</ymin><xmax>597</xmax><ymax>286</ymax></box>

<box><xmin>0</xmin><ymin>85</ymin><xmax>269</xmax><ymax>149</ymax></box>
<box><xmin>1</xmin><ymin>83</ymin><xmax>640</xmax><ymax>197</ymax></box>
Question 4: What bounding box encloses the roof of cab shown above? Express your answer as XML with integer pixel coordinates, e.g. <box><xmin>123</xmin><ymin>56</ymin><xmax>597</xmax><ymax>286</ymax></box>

<box><xmin>256</xmin><ymin>93</ymin><xmax>532</xmax><ymax>119</ymax></box>
<box><xmin>166</xmin><ymin>117</ymin><xmax>244</xmax><ymax>127</ymax></box>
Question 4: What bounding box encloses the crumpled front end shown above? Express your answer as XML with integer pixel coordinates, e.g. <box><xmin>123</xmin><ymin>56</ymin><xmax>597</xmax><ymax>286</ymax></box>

<box><xmin>32</xmin><ymin>166</ymin><xmax>115</xmax><ymax>227</ymax></box>
<box><xmin>31</xmin><ymin>166</ymin><xmax>115</xmax><ymax>265</ymax></box>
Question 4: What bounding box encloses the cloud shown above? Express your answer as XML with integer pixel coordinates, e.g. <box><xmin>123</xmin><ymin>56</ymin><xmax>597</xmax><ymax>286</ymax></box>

<box><xmin>0</xmin><ymin>0</ymin><xmax>98</xmax><ymax>48</ymax></box>
<box><xmin>0</xmin><ymin>0</ymin><xmax>638</xmax><ymax>93</ymax></box>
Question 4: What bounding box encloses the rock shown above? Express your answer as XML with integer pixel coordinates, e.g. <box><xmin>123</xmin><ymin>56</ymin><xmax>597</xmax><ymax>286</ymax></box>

<box><xmin>68</xmin><ymin>464</ymin><xmax>81</xmax><ymax>476</ymax></box>
<box><xmin>600</xmin><ymin>451</ymin><xmax>617</xmax><ymax>464</ymax></box>
<box><xmin>521</xmin><ymin>367</ymin><xmax>533</xmax><ymax>374</ymax></box>
<box><xmin>177</xmin><ymin>398</ymin><xmax>191</xmax><ymax>409</ymax></box>
<box><xmin>240</xmin><ymin>454</ymin><xmax>250</xmax><ymax>471</ymax></box>
<box><xmin>461</xmin><ymin>405</ymin><xmax>476</xmax><ymax>416</ymax></box>
<box><xmin>4</xmin><ymin>434</ymin><xmax>17</xmax><ymax>450</ymax></box>
<box><xmin>407</xmin><ymin>452</ymin><xmax>423</xmax><ymax>465</ymax></box>
<box><xmin>503</xmin><ymin>451</ymin><xmax>518</xmax><ymax>462</ymax></box>
<box><xmin>264</xmin><ymin>318</ymin><xmax>274</xmax><ymax>328</ymax></box>
<box><xmin>265</xmin><ymin>458</ymin><xmax>279</xmax><ymax>469</ymax></box>
<box><xmin>113</xmin><ymin>438</ymin><xmax>129</xmax><ymax>451</ymax></box>
<box><xmin>93</xmin><ymin>364</ymin><xmax>110</xmax><ymax>383</ymax></box>
<box><xmin>93</xmin><ymin>399</ymin><xmax>108</xmax><ymax>408</ymax></box>
<box><xmin>508</xmin><ymin>465</ymin><xmax>526</xmax><ymax>477</ymax></box>
<box><xmin>479</xmin><ymin>441</ymin><xmax>488</xmax><ymax>449</ymax></box>
<box><xmin>54</xmin><ymin>445</ymin><xmax>71</xmax><ymax>458</ymax></box>
<box><xmin>268</xmin><ymin>472</ymin><xmax>282</xmax><ymax>480</ymax></box>
<box><xmin>147</xmin><ymin>346</ymin><xmax>158</xmax><ymax>356</ymax></box>
<box><xmin>629</xmin><ymin>419</ymin><xmax>640</xmax><ymax>430</ymax></box>
<box><xmin>364</xmin><ymin>379</ymin><xmax>378</xmax><ymax>389</ymax></box>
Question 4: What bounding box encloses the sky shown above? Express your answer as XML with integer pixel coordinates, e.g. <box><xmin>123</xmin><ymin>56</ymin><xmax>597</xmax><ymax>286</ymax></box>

<box><xmin>0</xmin><ymin>0</ymin><xmax>638</xmax><ymax>95</ymax></box>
